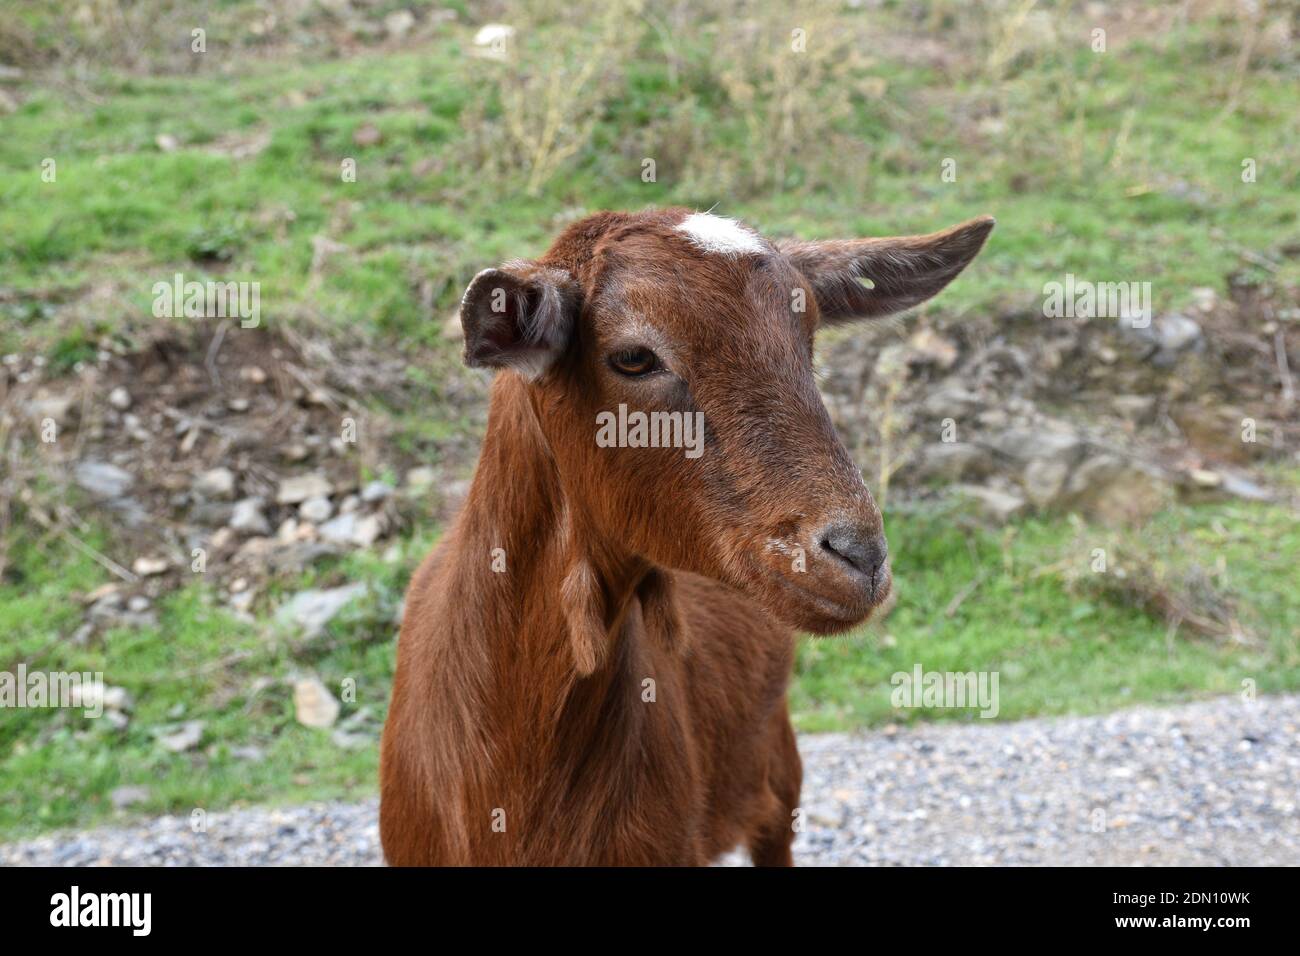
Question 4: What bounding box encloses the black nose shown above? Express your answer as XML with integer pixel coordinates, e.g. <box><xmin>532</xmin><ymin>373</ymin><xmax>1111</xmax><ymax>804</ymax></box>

<box><xmin>820</xmin><ymin>524</ymin><xmax>888</xmax><ymax>588</ymax></box>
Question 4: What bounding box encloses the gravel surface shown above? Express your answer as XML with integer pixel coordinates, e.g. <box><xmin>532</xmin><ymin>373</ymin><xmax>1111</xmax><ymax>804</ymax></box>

<box><xmin>4</xmin><ymin>694</ymin><xmax>1296</xmax><ymax>866</ymax></box>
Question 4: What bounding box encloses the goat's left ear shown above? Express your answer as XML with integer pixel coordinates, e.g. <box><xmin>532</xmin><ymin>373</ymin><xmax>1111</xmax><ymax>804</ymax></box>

<box><xmin>459</xmin><ymin>261</ymin><xmax>581</xmax><ymax>380</ymax></box>
<box><xmin>778</xmin><ymin>216</ymin><xmax>995</xmax><ymax>325</ymax></box>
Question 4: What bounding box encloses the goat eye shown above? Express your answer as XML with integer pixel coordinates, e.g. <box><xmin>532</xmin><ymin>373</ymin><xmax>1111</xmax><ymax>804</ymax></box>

<box><xmin>608</xmin><ymin>347</ymin><xmax>660</xmax><ymax>377</ymax></box>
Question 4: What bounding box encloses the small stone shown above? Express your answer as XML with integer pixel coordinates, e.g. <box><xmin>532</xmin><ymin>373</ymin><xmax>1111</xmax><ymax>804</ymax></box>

<box><xmin>1021</xmin><ymin>458</ymin><xmax>1071</xmax><ymax>509</ymax></box>
<box><xmin>74</xmin><ymin>461</ymin><xmax>135</xmax><ymax>499</ymax></box>
<box><xmin>277</xmin><ymin>473</ymin><xmax>332</xmax><ymax>504</ymax></box>
<box><xmin>294</xmin><ymin>677</ymin><xmax>341</xmax><ymax>729</ymax></box>
<box><xmin>239</xmin><ymin>365</ymin><xmax>268</xmax><ymax>384</ymax></box>
<box><xmin>352</xmin><ymin>514</ymin><xmax>383</xmax><ymax>547</ymax></box>
<box><xmin>276</xmin><ymin>584</ymin><xmax>367</xmax><ymax>639</ymax></box>
<box><xmin>384</xmin><ymin>9</ymin><xmax>416</xmax><ymax>38</ymax></box>
<box><xmin>951</xmin><ymin>485</ymin><xmax>1027</xmax><ymax>524</ymax></box>
<box><xmin>132</xmin><ymin>556</ymin><xmax>169</xmax><ymax>577</ymax></box>
<box><xmin>230</xmin><ymin>497</ymin><xmax>271</xmax><ymax>535</ymax></box>
<box><xmin>299</xmin><ymin>496</ymin><xmax>333</xmax><ymax>523</ymax></box>
<box><xmin>127</xmin><ymin>596</ymin><xmax>151</xmax><ymax>613</ymax></box>
<box><xmin>108</xmin><ymin>387</ymin><xmax>132</xmax><ymax>410</ymax></box>
<box><xmin>319</xmin><ymin>512</ymin><xmax>357</xmax><ymax>545</ymax></box>
<box><xmin>156</xmin><ymin>720</ymin><xmax>205</xmax><ymax>752</ymax></box>
<box><xmin>360</xmin><ymin>480</ymin><xmax>394</xmax><ymax>503</ymax></box>
<box><xmin>193</xmin><ymin>466</ymin><xmax>236</xmax><ymax>500</ymax></box>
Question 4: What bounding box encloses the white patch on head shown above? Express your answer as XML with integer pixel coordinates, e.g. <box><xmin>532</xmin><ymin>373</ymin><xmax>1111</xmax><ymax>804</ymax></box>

<box><xmin>675</xmin><ymin>212</ymin><xmax>766</xmax><ymax>256</ymax></box>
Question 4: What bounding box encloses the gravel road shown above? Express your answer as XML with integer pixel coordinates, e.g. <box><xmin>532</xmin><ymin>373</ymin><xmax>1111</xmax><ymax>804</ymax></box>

<box><xmin>4</xmin><ymin>694</ymin><xmax>1296</xmax><ymax>866</ymax></box>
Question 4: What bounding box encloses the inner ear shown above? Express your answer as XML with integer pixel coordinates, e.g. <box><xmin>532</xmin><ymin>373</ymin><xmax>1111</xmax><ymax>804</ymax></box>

<box><xmin>459</xmin><ymin>263</ymin><xmax>580</xmax><ymax>379</ymax></box>
<box><xmin>778</xmin><ymin>216</ymin><xmax>994</xmax><ymax>325</ymax></box>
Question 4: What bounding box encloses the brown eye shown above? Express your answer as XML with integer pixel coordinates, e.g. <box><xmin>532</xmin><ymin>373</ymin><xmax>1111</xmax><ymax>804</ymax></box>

<box><xmin>608</xmin><ymin>347</ymin><xmax>660</xmax><ymax>377</ymax></box>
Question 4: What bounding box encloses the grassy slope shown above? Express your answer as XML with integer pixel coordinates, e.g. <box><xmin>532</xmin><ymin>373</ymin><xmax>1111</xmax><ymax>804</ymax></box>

<box><xmin>1</xmin><ymin>5</ymin><xmax>1298</xmax><ymax>836</ymax></box>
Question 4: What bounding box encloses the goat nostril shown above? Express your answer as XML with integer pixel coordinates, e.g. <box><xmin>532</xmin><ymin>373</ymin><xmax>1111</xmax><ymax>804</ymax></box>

<box><xmin>819</xmin><ymin>525</ymin><xmax>888</xmax><ymax>580</ymax></box>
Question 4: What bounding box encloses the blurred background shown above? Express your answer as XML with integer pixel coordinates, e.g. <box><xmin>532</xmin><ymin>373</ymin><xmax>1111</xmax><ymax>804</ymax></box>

<box><xmin>0</xmin><ymin>0</ymin><xmax>1297</xmax><ymax>846</ymax></box>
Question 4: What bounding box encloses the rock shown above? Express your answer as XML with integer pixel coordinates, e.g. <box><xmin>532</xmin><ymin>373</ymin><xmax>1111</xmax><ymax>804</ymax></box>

<box><xmin>72</xmin><ymin>683</ymin><xmax>133</xmax><ymax>714</ymax></box>
<box><xmin>277</xmin><ymin>473</ymin><xmax>332</xmax><ymax>504</ymax></box>
<box><xmin>986</xmin><ymin>426</ymin><xmax>1085</xmax><ymax>467</ymax></box>
<box><xmin>131</xmin><ymin>556</ymin><xmax>170</xmax><ymax>577</ymax></box>
<box><xmin>317</xmin><ymin>512</ymin><xmax>384</xmax><ymax>547</ymax></box>
<box><xmin>239</xmin><ymin>365</ymin><xmax>268</xmax><ymax>384</ymax></box>
<box><xmin>275</xmin><ymin>584</ymin><xmax>367</xmax><ymax>639</ymax></box>
<box><xmin>951</xmin><ymin>485</ymin><xmax>1027</xmax><ymax>524</ymax></box>
<box><xmin>127</xmin><ymin>596</ymin><xmax>151</xmax><ymax>613</ymax></box>
<box><xmin>230</xmin><ymin>497</ymin><xmax>271</xmax><ymax>535</ymax></box>
<box><xmin>1021</xmin><ymin>458</ymin><xmax>1071</xmax><ymax>509</ymax></box>
<box><xmin>909</xmin><ymin>442</ymin><xmax>992</xmax><ymax>483</ymax></box>
<box><xmin>352</xmin><ymin>514</ymin><xmax>383</xmax><ymax>547</ymax></box>
<box><xmin>74</xmin><ymin>461</ymin><xmax>135</xmax><ymax>499</ymax></box>
<box><xmin>109</xmin><ymin>785</ymin><xmax>150</xmax><ymax>810</ymax></box>
<box><xmin>108</xmin><ymin>387</ymin><xmax>132</xmax><ymax>410</ymax></box>
<box><xmin>318</xmin><ymin>512</ymin><xmax>357</xmax><ymax>545</ymax></box>
<box><xmin>193</xmin><ymin>466</ymin><xmax>236</xmax><ymax>500</ymax></box>
<box><xmin>920</xmin><ymin>384</ymin><xmax>983</xmax><ymax>421</ymax></box>
<box><xmin>1061</xmin><ymin>456</ymin><xmax>1173</xmax><ymax>526</ymax></box>
<box><xmin>26</xmin><ymin>392</ymin><xmax>76</xmax><ymax>426</ymax></box>
<box><xmin>155</xmin><ymin>133</ymin><xmax>179</xmax><ymax>152</ymax></box>
<box><xmin>1111</xmin><ymin>394</ymin><xmax>1155</xmax><ymax>422</ymax></box>
<box><xmin>1219</xmin><ymin>472</ymin><xmax>1272</xmax><ymax>502</ymax></box>
<box><xmin>384</xmin><ymin>9</ymin><xmax>416</xmax><ymax>38</ymax></box>
<box><xmin>1189</xmin><ymin>287</ymin><xmax>1219</xmax><ymax>314</ymax></box>
<box><xmin>299</xmin><ymin>496</ymin><xmax>333</xmax><ymax>523</ymax></box>
<box><xmin>360</xmin><ymin>480</ymin><xmax>394</xmax><ymax>503</ymax></box>
<box><xmin>156</xmin><ymin>720</ymin><xmax>205</xmax><ymax>753</ymax></box>
<box><xmin>1124</xmin><ymin>312</ymin><xmax>1203</xmax><ymax>366</ymax></box>
<box><xmin>294</xmin><ymin>677</ymin><xmax>340</xmax><ymax>729</ymax></box>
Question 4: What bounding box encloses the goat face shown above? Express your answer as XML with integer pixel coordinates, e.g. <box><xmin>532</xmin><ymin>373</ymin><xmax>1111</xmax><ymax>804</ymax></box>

<box><xmin>458</xmin><ymin>209</ymin><xmax>993</xmax><ymax>634</ymax></box>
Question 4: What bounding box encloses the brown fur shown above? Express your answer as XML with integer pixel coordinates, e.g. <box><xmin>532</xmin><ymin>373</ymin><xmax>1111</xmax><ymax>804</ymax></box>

<box><xmin>380</xmin><ymin>208</ymin><xmax>992</xmax><ymax>866</ymax></box>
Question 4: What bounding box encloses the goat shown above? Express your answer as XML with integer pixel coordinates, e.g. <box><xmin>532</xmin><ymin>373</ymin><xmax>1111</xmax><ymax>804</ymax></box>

<box><xmin>380</xmin><ymin>208</ymin><xmax>994</xmax><ymax>865</ymax></box>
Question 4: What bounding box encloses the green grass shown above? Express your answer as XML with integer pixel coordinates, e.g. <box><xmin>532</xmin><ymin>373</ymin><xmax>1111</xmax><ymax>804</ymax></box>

<box><xmin>791</xmin><ymin>498</ymin><xmax>1300</xmax><ymax>730</ymax></box>
<box><xmin>3</xmin><ymin>495</ymin><xmax>1298</xmax><ymax>838</ymax></box>
<box><xmin>2</xmin><ymin>6</ymin><xmax>1297</xmax><ymax>355</ymax></box>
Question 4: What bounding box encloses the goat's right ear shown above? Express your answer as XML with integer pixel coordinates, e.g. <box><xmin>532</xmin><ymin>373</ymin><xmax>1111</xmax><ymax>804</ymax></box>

<box><xmin>458</xmin><ymin>262</ymin><xmax>581</xmax><ymax>380</ymax></box>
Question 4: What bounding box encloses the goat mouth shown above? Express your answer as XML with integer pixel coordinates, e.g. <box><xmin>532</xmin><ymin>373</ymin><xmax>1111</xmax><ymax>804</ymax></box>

<box><xmin>756</xmin><ymin>563</ymin><xmax>888</xmax><ymax>634</ymax></box>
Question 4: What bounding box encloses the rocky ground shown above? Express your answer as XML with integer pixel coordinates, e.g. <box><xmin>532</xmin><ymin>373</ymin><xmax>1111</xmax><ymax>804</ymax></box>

<box><xmin>4</xmin><ymin>693</ymin><xmax>1295</xmax><ymax>866</ymax></box>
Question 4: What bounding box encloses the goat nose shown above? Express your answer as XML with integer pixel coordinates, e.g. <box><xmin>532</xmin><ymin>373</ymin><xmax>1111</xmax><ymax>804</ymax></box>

<box><xmin>819</xmin><ymin>524</ymin><xmax>888</xmax><ymax>583</ymax></box>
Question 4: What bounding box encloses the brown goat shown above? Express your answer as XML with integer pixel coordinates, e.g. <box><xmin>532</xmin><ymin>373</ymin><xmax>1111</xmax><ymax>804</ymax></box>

<box><xmin>380</xmin><ymin>208</ymin><xmax>993</xmax><ymax>865</ymax></box>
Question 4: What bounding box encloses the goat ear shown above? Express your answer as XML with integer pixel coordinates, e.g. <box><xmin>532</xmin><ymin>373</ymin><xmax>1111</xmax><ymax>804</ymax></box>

<box><xmin>458</xmin><ymin>262</ymin><xmax>580</xmax><ymax>379</ymax></box>
<box><xmin>778</xmin><ymin>216</ymin><xmax>994</xmax><ymax>324</ymax></box>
